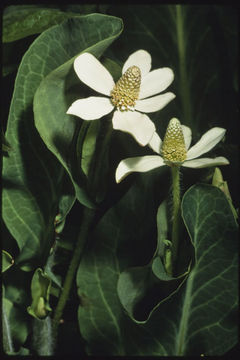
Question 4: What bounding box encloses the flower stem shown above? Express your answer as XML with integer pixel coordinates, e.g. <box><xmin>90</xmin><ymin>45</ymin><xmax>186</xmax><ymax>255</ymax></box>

<box><xmin>170</xmin><ymin>165</ymin><xmax>181</xmax><ymax>274</ymax></box>
<box><xmin>52</xmin><ymin>207</ymin><xmax>95</xmax><ymax>343</ymax></box>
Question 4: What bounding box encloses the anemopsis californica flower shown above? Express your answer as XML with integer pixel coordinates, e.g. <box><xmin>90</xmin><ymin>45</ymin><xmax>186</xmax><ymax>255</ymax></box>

<box><xmin>116</xmin><ymin>118</ymin><xmax>229</xmax><ymax>183</ymax></box>
<box><xmin>67</xmin><ymin>50</ymin><xmax>175</xmax><ymax>146</ymax></box>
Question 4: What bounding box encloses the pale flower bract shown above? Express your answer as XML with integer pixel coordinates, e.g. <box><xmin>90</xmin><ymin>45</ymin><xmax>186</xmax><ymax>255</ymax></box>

<box><xmin>66</xmin><ymin>50</ymin><xmax>176</xmax><ymax>146</ymax></box>
<box><xmin>116</xmin><ymin>118</ymin><xmax>229</xmax><ymax>183</ymax></box>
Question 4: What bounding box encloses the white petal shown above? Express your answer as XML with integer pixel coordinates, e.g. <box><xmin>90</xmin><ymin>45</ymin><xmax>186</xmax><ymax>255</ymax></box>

<box><xmin>122</xmin><ymin>50</ymin><xmax>151</xmax><ymax>77</ymax></box>
<box><xmin>187</xmin><ymin>127</ymin><xmax>226</xmax><ymax>160</ymax></box>
<box><xmin>67</xmin><ymin>97</ymin><xmax>114</xmax><ymax>120</ymax></box>
<box><xmin>139</xmin><ymin>68</ymin><xmax>174</xmax><ymax>99</ymax></box>
<box><xmin>74</xmin><ymin>53</ymin><xmax>115</xmax><ymax>96</ymax></box>
<box><xmin>112</xmin><ymin>110</ymin><xmax>156</xmax><ymax>146</ymax></box>
<box><xmin>116</xmin><ymin>155</ymin><xmax>165</xmax><ymax>183</ymax></box>
<box><xmin>148</xmin><ymin>132</ymin><xmax>162</xmax><ymax>154</ymax></box>
<box><xmin>182</xmin><ymin>157</ymin><xmax>229</xmax><ymax>168</ymax></box>
<box><xmin>135</xmin><ymin>92</ymin><xmax>175</xmax><ymax>113</ymax></box>
<box><xmin>181</xmin><ymin>125</ymin><xmax>192</xmax><ymax>150</ymax></box>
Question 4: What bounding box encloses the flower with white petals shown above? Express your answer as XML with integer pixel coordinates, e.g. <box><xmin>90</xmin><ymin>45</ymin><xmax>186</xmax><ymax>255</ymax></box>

<box><xmin>116</xmin><ymin>118</ymin><xmax>229</xmax><ymax>183</ymax></box>
<box><xmin>67</xmin><ymin>50</ymin><xmax>175</xmax><ymax>146</ymax></box>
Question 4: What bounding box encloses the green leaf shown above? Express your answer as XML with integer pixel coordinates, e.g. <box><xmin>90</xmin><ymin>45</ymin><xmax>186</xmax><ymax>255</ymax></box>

<box><xmin>117</xmin><ymin>199</ymin><xmax>190</xmax><ymax>323</ymax></box>
<box><xmin>116</xmin><ymin>193</ymin><xmax>191</xmax><ymax>323</ymax></box>
<box><xmin>54</xmin><ymin>173</ymin><xmax>76</xmax><ymax>234</ymax></box>
<box><xmin>80</xmin><ymin>121</ymin><xmax>100</xmax><ymax>177</ymax></box>
<box><xmin>2</xmin><ymin>14</ymin><xmax>122</xmax><ymax>270</ymax></box>
<box><xmin>77</xmin><ymin>183</ymin><xmax>238</xmax><ymax>355</ymax></box>
<box><xmin>2</xmin><ymin>37</ymin><xmax>37</xmax><ymax>77</ymax></box>
<box><xmin>2</xmin><ymin>250</ymin><xmax>14</xmax><ymax>273</ymax></box>
<box><xmin>2</xmin><ymin>129</ymin><xmax>12</xmax><ymax>153</ymax></box>
<box><xmin>152</xmin><ymin>200</ymin><xmax>192</xmax><ymax>280</ymax></box>
<box><xmin>6</xmin><ymin>347</ymin><xmax>30</xmax><ymax>356</ymax></box>
<box><xmin>83</xmin><ymin>117</ymin><xmax>113</xmax><ymax>204</ymax></box>
<box><xmin>155</xmin><ymin>200</ymin><xmax>169</xmax><ymax>259</ymax></box>
<box><xmin>117</xmin><ymin>262</ymin><xmax>188</xmax><ymax>323</ymax></box>
<box><xmin>117</xmin><ymin>265</ymin><xmax>153</xmax><ymax>323</ymax></box>
<box><xmin>212</xmin><ymin>167</ymin><xmax>238</xmax><ymax>220</ymax></box>
<box><xmin>117</xmin><ymin>253</ymin><xmax>190</xmax><ymax>323</ymax></box>
<box><xmin>102</xmin><ymin>56</ymin><xmax>122</xmax><ymax>82</ymax></box>
<box><xmin>27</xmin><ymin>268</ymin><xmax>52</xmax><ymax>319</ymax></box>
<box><xmin>3</xmin><ymin>6</ymin><xmax>75</xmax><ymax>43</ymax></box>
<box><xmin>117</xmin><ymin>184</ymin><xmax>237</xmax><ymax>355</ymax></box>
<box><xmin>33</xmin><ymin>15</ymin><xmax>123</xmax><ymax>206</ymax></box>
<box><xmin>2</xmin><ymin>296</ymin><xmax>29</xmax><ymax>349</ymax></box>
<box><xmin>2</xmin><ymin>269</ymin><xmax>32</xmax><ymax>352</ymax></box>
<box><xmin>2</xmin><ymin>24</ymin><xmax>66</xmax><ymax>269</ymax></box>
<box><xmin>76</xmin><ymin>173</ymin><xmax>160</xmax><ymax>355</ymax></box>
<box><xmin>175</xmin><ymin>183</ymin><xmax>238</xmax><ymax>355</ymax></box>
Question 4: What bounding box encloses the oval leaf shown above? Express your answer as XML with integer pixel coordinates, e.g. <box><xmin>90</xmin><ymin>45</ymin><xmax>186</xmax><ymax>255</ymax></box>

<box><xmin>33</xmin><ymin>14</ymin><xmax>123</xmax><ymax>206</ymax></box>
<box><xmin>3</xmin><ymin>6</ymin><xmax>74</xmax><ymax>43</ymax></box>
<box><xmin>2</xmin><ymin>14</ymin><xmax>122</xmax><ymax>270</ymax></box>
<box><xmin>77</xmin><ymin>183</ymin><xmax>238</xmax><ymax>355</ymax></box>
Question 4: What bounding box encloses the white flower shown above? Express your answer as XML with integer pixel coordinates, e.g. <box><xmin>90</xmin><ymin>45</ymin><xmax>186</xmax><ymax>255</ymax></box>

<box><xmin>116</xmin><ymin>118</ymin><xmax>229</xmax><ymax>183</ymax></box>
<box><xmin>66</xmin><ymin>50</ymin><xmax>175</xmax><ymax>146</ymax></box>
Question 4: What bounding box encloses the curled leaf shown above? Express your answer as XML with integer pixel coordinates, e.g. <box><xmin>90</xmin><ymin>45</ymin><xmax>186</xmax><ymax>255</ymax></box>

<box><xmin>2</xmin><ymin>250</ymin><xmax>14</xmax><ymax>273</ymax></box>
<box><xmin>27</xmin><ymin>268</ymin><xmax>52</xmax><ymax>320</ymax></box>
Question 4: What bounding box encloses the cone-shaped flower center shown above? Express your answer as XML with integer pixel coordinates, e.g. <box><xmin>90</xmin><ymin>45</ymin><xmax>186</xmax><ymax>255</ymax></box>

<box><xmin>111</xmin><ymin>66</ymin><xmax>141</xmax><ymax>111</ymax></box>
<box><xmin>161</xmin><ymin>118</ymin><xmax>187</xmax><ymax>164</ymax></box>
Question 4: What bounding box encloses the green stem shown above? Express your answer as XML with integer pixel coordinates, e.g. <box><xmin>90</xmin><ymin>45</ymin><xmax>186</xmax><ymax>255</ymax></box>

<box><xmin>52</xmin><ymin>207</ymin><xmax>95</xmax><ymax>341</ymax></box>
<box><xmin>171</xmin><ymin>165</ymin><xmax>181</xmax><ymax>274</ymax></box>
<box><xmin>176</xmin><ymin>5</ymin><xmax>192</xmax><ymax>128</ymax></box>
<box><xmin>33</xmin><ymin>317</ymin><xmax>54</xmax><ymax>355</ymax></box>
<box><xmin>52</xmin><ymin>119</ymin><xmax>113</xmax><ymax>347</ymax></box>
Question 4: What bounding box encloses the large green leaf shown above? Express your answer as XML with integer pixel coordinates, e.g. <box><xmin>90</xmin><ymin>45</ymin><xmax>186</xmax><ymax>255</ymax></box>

<box><xmin>34</xmin><ymin>14</ymin><xmax>122</xmax><ymax>204</ymax></box>
<box><xmin>76</xmin><ymin>170</ymin><xmax>166</xmax><ymax>355</ymax></box>
<box><xmin>116</xmin><ymin>199</ymin><xmax>190</xmax><ymax>323</ymax></box>
<box><xmin>2</xmin><ymin>297</ymin><xmax>29</xmax><ymax>352</ymax></box>
<box><xmin>2</xmin><ymin>268</ymin><xmax>32</xmax><ymax>353</ymax></box>
<box><xmin>2</xmin><ymin>14</ymin><xmax>122</xmax><ymax>270</ymax></box>
<box><xmin>3</xmin><ymin>5</ymin><xmax>74</xmax><ymax>43</ymax></box>
<box><xmin>77</xmin><ymin>183</ymin><xmax>238</xmax><ymax>355</ymax></box>
<box><xmin>176</xmin><ymin>184</ymin><xmax>238</xmax><ymax>354</ymax></box>
<box><xmin>33</xmin><ymin>15</ymin><xmax>123</xmax><ymax>206</ymax></box>
<box><xmin>117</xmin><ymin>262</ymin><xmax>188</xmax><ymax>323</ymax></box>
<box><xmin>1</xmin><ymin>5</ymin><xmax>98</xmax><ymax>76</ymax></box>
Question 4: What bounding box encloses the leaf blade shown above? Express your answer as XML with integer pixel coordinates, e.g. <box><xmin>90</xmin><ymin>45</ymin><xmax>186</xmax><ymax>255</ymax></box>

<box><xmin>3</xmin><ymin>14</ymin><xmax>122</xmax><ymax>269</ymax></box>
<box><xmin>77</xmin><ymin>183</ymin><xmax>238</xmax><ymax>355</ymax></box>
<box><xmin>33</xmin><ymin>14</ymin><xmax>123</xmax><ymax>206</ymax></box>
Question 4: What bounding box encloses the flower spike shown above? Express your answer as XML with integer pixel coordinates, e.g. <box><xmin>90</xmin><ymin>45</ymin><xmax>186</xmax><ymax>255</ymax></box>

<box><xmin>161</xmin><ymin>118</ymin><xmax>187</xmax><ymax>164</ymax></box>
<box><xmin>115</xmin><ymin>118</ymin><xmax>229</xmax><ymax>183</ymax></box>
<box><xmin>111</xmin><ymin>66</ymin><xmax>141</xmax><ymax>111</ymax></box>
